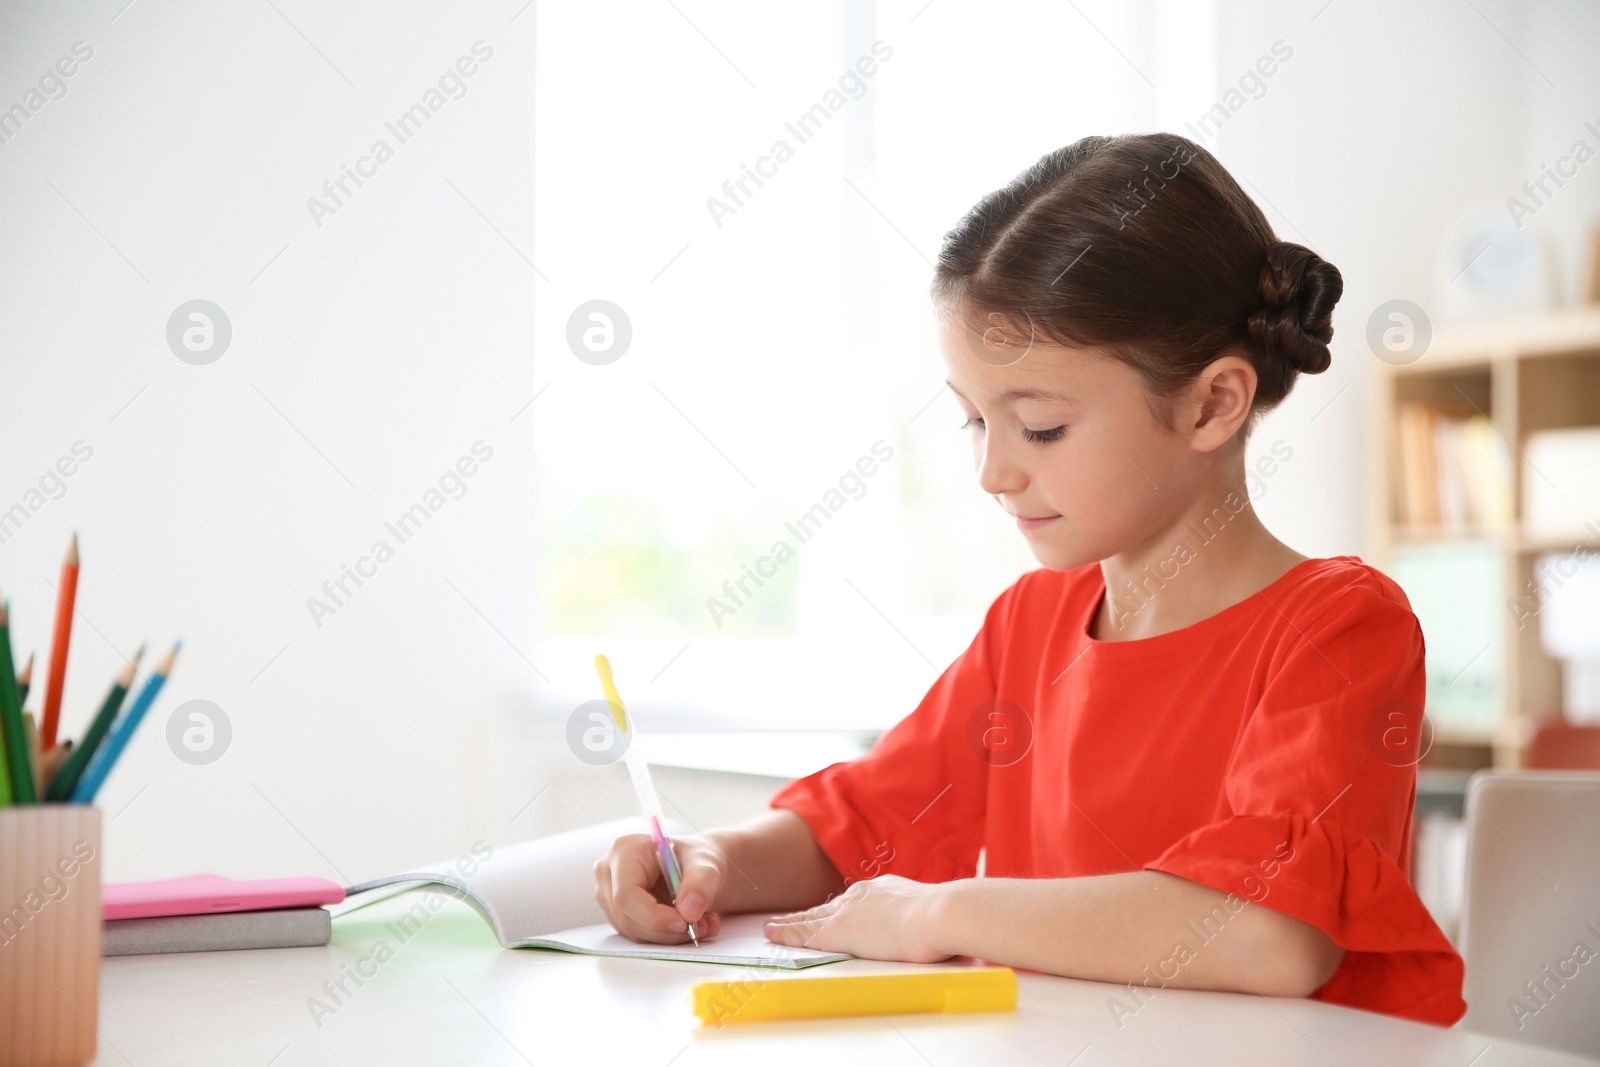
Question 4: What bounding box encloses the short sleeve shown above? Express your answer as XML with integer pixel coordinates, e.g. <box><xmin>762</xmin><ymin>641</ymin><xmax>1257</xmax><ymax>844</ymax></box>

<box><xmin>768</xmin><ymin>583</ymin><xmax>1016</xmax><ymax>887</ymax></box>
<box><xmin>1143</xmin><ymin>579</ymin><xmax>1467</xmax><ymax>1026</ymax></box>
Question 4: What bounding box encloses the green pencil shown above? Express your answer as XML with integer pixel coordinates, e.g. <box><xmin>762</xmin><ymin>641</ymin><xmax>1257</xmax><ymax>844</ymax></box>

<box><xmin>45</xmin><ymin>646</ymin><xmax>142</xmax><ymax>802</ymax></box>
<box><xmin>0</xmin><ymin>711</ymin><xmax>11</xmax><ymax>806</ymax></box>
<box><xmin>0</xmin><ymin>601</ymin><xmax>34</xmax><ymax>803</ymax></box>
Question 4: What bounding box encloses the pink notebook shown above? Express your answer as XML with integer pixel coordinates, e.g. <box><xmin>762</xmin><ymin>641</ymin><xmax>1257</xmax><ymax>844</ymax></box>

<box><xmin>103</xmin><ymin>874</ymin><xmax>345</xmax><ymax>920</ymax></box>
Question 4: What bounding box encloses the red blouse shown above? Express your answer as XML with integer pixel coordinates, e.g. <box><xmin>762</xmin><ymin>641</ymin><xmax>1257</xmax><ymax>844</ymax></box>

<box><xmin>770</xmin><ymin>556</ymin><xmax>1466</xmax><ymax>1026</ymax></box>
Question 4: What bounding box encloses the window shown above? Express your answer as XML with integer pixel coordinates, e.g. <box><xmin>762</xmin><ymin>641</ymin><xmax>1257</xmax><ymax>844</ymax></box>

<box><xmin>534</xmin><ymin>1</ymin><xmax>1214</xmax><ymax>730</ymax></box>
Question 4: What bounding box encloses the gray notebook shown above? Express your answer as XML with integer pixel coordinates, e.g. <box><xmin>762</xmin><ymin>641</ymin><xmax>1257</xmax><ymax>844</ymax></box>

<box><xmin>104</xmin><ymin>907</ymin><xmax>331</xmax><ymax>956</ymax></box>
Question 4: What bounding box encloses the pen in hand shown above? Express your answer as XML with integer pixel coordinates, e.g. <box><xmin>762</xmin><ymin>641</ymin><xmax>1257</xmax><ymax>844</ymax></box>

<box><xmin>594</xmin><ymin>653</ymin><xmax>700</xmax><ymax>946</ymax></box>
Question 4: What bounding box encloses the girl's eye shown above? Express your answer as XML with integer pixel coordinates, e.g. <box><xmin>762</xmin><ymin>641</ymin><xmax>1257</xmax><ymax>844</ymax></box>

<box><xmin>959</xmin><ymin>417</ymin><xmax>984</xmax><ymax>432</ymax></box>
<box><xmin>1023</xmin><ymin>426</ymin><xmax>1066</xmax><ymax>444</ymax></box>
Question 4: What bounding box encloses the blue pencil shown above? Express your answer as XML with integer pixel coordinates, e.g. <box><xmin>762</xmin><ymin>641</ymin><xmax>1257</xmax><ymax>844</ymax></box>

<box><xmin>72</xmin><ymin>641</ymin><xmax>180</xmax><ymax>803</ymax></box>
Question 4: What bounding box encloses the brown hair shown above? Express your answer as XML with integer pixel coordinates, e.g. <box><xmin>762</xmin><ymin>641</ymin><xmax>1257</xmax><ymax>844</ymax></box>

<box><xmin>931</xmin><ymin>133</ymin><xmax>1342</xmax><ymax>433</ymax></box>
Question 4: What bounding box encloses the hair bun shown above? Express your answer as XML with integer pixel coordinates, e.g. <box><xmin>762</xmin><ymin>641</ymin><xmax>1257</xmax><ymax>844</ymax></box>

<box><xmin>1247</xmin><ymin>241</ymin><xmax>1343</xmax><ymax>376</ymax></box>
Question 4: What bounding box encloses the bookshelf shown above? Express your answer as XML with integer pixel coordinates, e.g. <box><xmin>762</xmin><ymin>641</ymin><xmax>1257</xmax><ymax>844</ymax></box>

<box><xmin>1368</xmin><ymin>306</ymin><xmax>1600</xmax><ymax>770</ymax></box>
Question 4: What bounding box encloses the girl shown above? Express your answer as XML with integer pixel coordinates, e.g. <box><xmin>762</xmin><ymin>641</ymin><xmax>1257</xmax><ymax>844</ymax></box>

<box><xmin>593</xmin><ymin>133</ymin><xmax>1466</xmax><ymax>1026</ymax></box>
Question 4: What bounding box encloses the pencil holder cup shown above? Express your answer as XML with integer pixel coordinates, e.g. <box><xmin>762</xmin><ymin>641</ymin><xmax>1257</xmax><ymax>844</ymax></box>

<box><xmin>0</xmin><ymin>805</ymin><xmax>101</xmax><ymax>1067</ymax></box>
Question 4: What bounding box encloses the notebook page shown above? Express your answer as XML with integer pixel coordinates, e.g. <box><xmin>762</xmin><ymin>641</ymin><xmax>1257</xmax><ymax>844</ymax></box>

<box><xmin>518</xmin><ymin>913</ymin><xmax>851</xmax><ymax>967</ymax></box>
<box><xmin>341</xmin><ymin>817</ymin><xmax>651</xmax><ymax>944</ymax></box>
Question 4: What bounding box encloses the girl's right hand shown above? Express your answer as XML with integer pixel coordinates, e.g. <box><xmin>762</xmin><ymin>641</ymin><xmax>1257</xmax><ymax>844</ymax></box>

<box><xmin>593</xmin><ymin>833</ymin><xmax>726</xmax><ymax>944</ymax></box>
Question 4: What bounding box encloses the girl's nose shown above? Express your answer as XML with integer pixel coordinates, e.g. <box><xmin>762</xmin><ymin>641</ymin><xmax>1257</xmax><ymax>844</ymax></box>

<box><xmin>976</xmin><ymin>431</ymin><xmax>1026</xmax><ymax>497</ymax></box>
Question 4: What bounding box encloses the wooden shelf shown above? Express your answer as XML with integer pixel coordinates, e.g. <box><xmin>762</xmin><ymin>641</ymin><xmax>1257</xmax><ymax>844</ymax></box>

<box><xmin>1431</xmin><ymin>726</ymin><xmax>1496</xmax><ymax>747</ymax></box>
<box><xmin>1413</xmin><ymin>306</ymin><xmax>1600</xmax><ymax>368</ymax></box>
<box><xmin>1384</xmin><ymin>525</ymin><xmax>1599</xmax><ymax>554</ymax></box>
<box><xmin>1370</xmin><ymin>307</ymin><xmax>1600</xmax><ymax>770</ymax></box>
<box><xmin>1386</xmin><ymin>524</ymin><xmax>1507</xmax><ymax>546</ymax></box>
<box><xmin>1517</xmin><ymin>529</ymin><xmax>1600</xmax><ymax>554</ymax></box>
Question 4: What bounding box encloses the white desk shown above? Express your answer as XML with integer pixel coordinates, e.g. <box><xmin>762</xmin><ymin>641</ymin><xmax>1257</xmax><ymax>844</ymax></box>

<box><xmin>91</xmin><ymin>896</ymin><xmax>1596</xmax><ymax>1066</ymax></box>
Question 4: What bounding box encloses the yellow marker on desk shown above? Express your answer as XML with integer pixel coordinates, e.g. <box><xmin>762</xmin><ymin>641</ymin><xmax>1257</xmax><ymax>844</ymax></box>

<box><xmin>691</xmin><ymin>967</ymin><xmax>1017</xmax><ymax>1024</ymax></box>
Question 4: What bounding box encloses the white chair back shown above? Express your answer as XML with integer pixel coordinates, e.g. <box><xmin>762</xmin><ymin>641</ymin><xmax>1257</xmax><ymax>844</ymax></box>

<box><xmin>1460</xmin><ymin>771</ymin><xmax>1600</xmax><ymax>1057</ymax></box>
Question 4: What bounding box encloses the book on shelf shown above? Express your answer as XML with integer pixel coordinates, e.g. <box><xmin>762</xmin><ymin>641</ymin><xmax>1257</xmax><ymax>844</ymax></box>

<box><xmin>1394</xmin><ymin>402</ymin><xmax>1513</xmax><ymax>532</ymax></box>
<box><xmin>1413</xmin><ymin>811</ymin><xmax>1468</xmax><ymax>944</ymax></box>
<box><xmin>1389</xmin><ymin>542</ymin><xmax>1502</xmax><ymax>735</ymax></box>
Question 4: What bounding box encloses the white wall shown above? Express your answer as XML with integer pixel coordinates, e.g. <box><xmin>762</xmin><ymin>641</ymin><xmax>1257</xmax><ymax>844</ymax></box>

<box><xmin>0</xmin><ymin>2</ymin><xmax>536</xmax><ymax>882</ymax></box>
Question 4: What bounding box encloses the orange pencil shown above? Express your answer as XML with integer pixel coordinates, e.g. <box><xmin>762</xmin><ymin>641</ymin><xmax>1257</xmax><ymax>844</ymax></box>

<box><xmin>40</xmin><ymin>533</ymin><xmax>78</xmax><ymax>749</ymax></box>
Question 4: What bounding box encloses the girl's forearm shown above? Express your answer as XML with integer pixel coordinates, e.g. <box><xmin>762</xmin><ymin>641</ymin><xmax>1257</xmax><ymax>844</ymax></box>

<box><xmin>704</xmin><ymin>809</ymin><xmax>847</xmax><ymax>914</ymax></box>
<box><xmin>928</xmin><ymin>870</ymin><xmax>1344</xmax><ymax>997</ymax></box>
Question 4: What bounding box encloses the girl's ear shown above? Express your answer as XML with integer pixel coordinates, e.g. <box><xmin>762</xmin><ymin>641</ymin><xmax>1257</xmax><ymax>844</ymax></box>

<box><xmin>1184</xmin><ymin>351</ymin><xmax>1257</xmax><ymax>452</ymax></box>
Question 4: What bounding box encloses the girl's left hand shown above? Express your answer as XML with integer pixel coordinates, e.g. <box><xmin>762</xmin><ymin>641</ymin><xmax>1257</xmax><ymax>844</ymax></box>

<box><xmin>762</xmin><ymin>875</ymin><xmax>954</xmax><ymax>963</ymax></box>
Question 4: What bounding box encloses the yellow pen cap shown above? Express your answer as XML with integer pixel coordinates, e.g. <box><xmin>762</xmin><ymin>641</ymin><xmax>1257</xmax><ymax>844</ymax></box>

<box><xmin>593</xmin><ymin>653</ymin><xmax>631</xmax><ymax>733</ymax></box>
<box><xmin>691</xmin><ymin>967</ymin><xmax>1017</xmax><ymax>1024</ymax></box>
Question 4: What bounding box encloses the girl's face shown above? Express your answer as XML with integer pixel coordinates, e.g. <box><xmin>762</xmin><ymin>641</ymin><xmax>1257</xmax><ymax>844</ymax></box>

<box><xmin>938</xmin><ymin>312</ymin><xmax>1209</xmax><ymax>571</ymax></box>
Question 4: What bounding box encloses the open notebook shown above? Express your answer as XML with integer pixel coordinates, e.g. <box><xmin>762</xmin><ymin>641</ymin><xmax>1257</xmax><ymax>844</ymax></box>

<box><xmin>338</xmin><ymin>817</ymin><xmax>850</xmax><ymax>969</ymax></box>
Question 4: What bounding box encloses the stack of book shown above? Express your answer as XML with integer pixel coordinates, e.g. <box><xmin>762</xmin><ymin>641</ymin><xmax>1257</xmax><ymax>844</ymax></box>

<box><xmin>1395</xmin><ymin>403</ymin><xmax>1513</xmax><ymax>531</ymax></box>
<box><xmin>103</xmin><ymin>874</ymin><xmax>344</xmax><ymax>956</ymax></box>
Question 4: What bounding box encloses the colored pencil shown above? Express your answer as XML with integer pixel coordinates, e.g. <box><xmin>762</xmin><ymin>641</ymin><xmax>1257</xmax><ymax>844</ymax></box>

<box><xmin>40</xmin><ymin>533</ymin><xmax>79</xmax><ymax>749</ymax></box>
<box><xmin>594</xmin><ymin>653</ymin><xmax>698</xmax><ymax>946</ymax></box>
<box><xmin>0</xmin><ymin>711</ymin><xmax>10</xmax><ymax>806</ymax></box>
<box><xmin>73</xmin><ymin>642</ymin><xmax>180</xmax><ymax>803</ymax></box>
<box><xmin>22</xmin><ymin>710</ymin><xmax>38</xmax><ymax>793</ymax></box>
<box><xmin>39</xmin><ymin>740</ymin><xmax>72</xmax><ymax>793</ymax></box>
<box><xmin>0</xmin><ymin>601</ymin><xmax>35</xmax><ymax>803</ymax></box>
<box><xmin>45</xmin><ymin>647</ymin><xmax>142</xmax><ymax>802</ymax></box>
<box><xmin>23</xmin><ymin>711</ymin><xmax>40</xmax><ymax>797</ymax></box>
<box><xmin>17</xmin><ymin>652</ymin><xmax>34</xmax><ymax>706</ymax></box>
